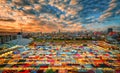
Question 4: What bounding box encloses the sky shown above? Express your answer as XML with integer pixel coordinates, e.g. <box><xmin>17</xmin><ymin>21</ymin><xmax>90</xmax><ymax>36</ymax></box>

<box><xmin>0</xmin><ymin>0</ymin><xmax>120</xmax><ymax>32</ymax></box>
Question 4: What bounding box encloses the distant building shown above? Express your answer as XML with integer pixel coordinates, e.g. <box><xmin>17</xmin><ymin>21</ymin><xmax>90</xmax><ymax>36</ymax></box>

<box><xmin>7</xmin><ymin>31</ymin><xmax>33</xmax><ymax>46</ymax></box>
<box><xmin>108</xmin><ymin>28</ymin><xmax>113</xmax><ymax>33</ymax></box>
<box><xmin>0</xmin><ymin>32</ymin><xmax>17</xmax><ymax>44</ymax></box>
<box><xmin>58</xmin><ymin>29</ymin><xmax>61</xmax><ymax>34</ymax></box>
<box><xmin>17</xmin><ymin>32</ymin><xmax>22</xmax><ymax>39</ymax></box>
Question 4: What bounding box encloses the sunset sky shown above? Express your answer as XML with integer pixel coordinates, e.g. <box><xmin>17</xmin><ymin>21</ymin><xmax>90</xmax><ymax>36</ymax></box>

<box><xmin>0</xmin><ymin>0</ymin><xmax>120</xmax><ymax>32</ymax></box>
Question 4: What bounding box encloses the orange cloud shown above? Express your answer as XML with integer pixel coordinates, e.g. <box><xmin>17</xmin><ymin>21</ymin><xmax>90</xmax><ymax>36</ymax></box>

<box><xmin>70</xmin><ymin>0</ymin><xmax>78</xmax><ymax>5</ymax></box>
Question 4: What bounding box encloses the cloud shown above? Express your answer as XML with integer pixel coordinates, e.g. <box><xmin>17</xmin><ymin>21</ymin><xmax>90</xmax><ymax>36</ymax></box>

<box><xmin>0</xmin><ymin>0</ymin><xmax>120</xmax><ymax>32</ymax></box>
<box><xmin>61</xmin><ymin>23</ymin><xmax>84</xmax><ymax>32</ymax></box>
<box><xmin>105</xmin><ymin>0</ymin><xmax>117</xmax><ymax>12</ymax></box>
<box><xmin>52</xmin><ymin>4</ymin><xmax>66</xmax><ymax>12</ymax></box>
<box><xmin>98</xmin><ymin>0</ymin><xmax>118</xmax><ymax>22</ymax></box>
<box><xmin>99</xmin><ymin>12</ymin><xmax>112</xmax><ymax>21</ymax></box>
<box><xmin>0</xmin><ymin>21</ymin><xmax>21</xmax><ymax>32</ymax></box>
<box><xmin>0</xmin><ymin>18</ymin><xmax>16</xmax><ymax>22</ymax></box>
<box><xmin>110</xmin><ymin>0</ymin><xmax>116</xmax><ymax>3</ymax></box>
<box><xmin>0</xmin><ymin>4</ymin><xmax>13</xmax><ymax>18</ymax></box>
<box><xmin>86</xmin><ymin>23</ymin><xmax>106</xmax><ymax>31</ymax></box>
<box><xmin>0</xmin><ymin>0</ymin><xmax>7</xmax><ymax>4</ymax></box>
<box><xmin>33</xmin><ymin>4</ymin><xmax>42</xmax><ymax>11</ymax></box>
<box><xmin>66</xmin><ymin>5</ymin><xmax>83</xmax><ymax>16</ymax></box>
<box><xmin>48</xmin><ymin>0</ymin><xmax>83</xmax><ymax>17</ymax></box>
<box><xmin>70</xmin><ymin>0</ymin><xmax>78</xmax><ymax>5</ymax></box>
<box><xmin>116</xmin><ymin>10</ymin><xmax>120</xmax><ymax>14</ymax></box>
<box><xmin>99</xmin><ymin>0</ymin><xmax>117</xmax><ymax>21</ymax></box>
<box><xmin>24</xmin><ymin>5</ymin><xmax>33</xmax><ymax>10</ymax></box>
<box><xmin>27</xmin><ymin>19</ymin><xmax>64</xmax><ymax>32</ymax></box>
<box><xmin>66</xmin><ymin>7</ymin><xmax>78</xmax><ymax>15</ymax></box>
<box><xmin>38</xmin><ymin>0</ymin><xmax>48</xmax><ymax>5</ymax></box>
<box><xmin>86</xmin><ymin>21</ymin><xmax>120</xmax><ymax>32</ymax></box>
<box><xmin>105</xmin><ymin>3</ymin><xmax>117</xmax><ymax>12</ymax></box>
<box><xmin>60</xmin><ymin>14</ymin><xmax>65</xmax><ymax>20</ymax></box>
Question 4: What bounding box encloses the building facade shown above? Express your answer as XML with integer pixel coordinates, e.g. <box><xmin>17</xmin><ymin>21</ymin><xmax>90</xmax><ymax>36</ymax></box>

<box><xmin>0</xmin><ymin>32</ymin><xmax>17</xmax><ymax>44</ymax></box>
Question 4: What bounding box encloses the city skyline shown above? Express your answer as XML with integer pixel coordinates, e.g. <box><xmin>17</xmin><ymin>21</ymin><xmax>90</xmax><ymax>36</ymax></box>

<box><xmin>0</xmin><ymin>0</ymin><xmax>120</xmax><ymax>32</ymax></box>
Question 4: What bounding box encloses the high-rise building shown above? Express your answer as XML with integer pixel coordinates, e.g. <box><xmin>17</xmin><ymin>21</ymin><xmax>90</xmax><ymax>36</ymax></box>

<box><xmin>17</xmin><ymin>29</ymin><xmax>23</xmax><ymax>39</ymax></box>
<box><xmin>58</xmin><ymin>29</ymin><xmax>61</xmax><ymax>34</ymax></box>
<box><xmin>17</xmin><ymin>32</ymin><xmax>22</xmax><ymax>39</ymax></box>
<box><xmin>0</xmin><ymin>32</ymin><xmax>17</xmax><ymax>44</ymax></box>
<box><xmin>108</xmin><ymin>28</ymin><xmax>113</xmax><ymax>33</ymax></box>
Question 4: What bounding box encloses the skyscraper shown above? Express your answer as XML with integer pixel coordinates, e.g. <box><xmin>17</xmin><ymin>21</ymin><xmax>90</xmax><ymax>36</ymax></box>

<box><xmin>17</xmin><ymin>29</ymin><xmax>22</xmax><ymax>39</ymax></box>
<box><xmin>58</xmin><ymin>29</ymin><xmax>60</xmax><ymax>34</ymax></box>
<box><xmin>108</xmin><ymin>28</ymin><xmax>113</xmax><ymax>33</ymax></box>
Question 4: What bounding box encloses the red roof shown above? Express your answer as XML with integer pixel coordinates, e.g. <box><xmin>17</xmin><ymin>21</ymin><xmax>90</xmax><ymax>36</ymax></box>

<box><xmin>108</xmin><ymin>32</ymin><xmax>117</xmax><ymax>36</ymax></box>
<box><xmin>94</xmin><ymin>32</ymin><xmax>101</xmax><ymax>35</ymax></box>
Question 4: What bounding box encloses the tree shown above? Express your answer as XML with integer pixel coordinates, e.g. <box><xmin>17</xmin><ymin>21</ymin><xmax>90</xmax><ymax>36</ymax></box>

<box><xmin>46</xmin><ymin>69</ymin><xmax>55</xmax><ymax>73</ymax></box>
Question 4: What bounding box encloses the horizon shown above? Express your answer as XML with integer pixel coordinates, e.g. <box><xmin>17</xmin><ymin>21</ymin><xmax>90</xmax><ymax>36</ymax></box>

<box><xmin>0</xmin><ymin>27</ymin><xmax>119</xmax><ymax>33</ymax></box>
